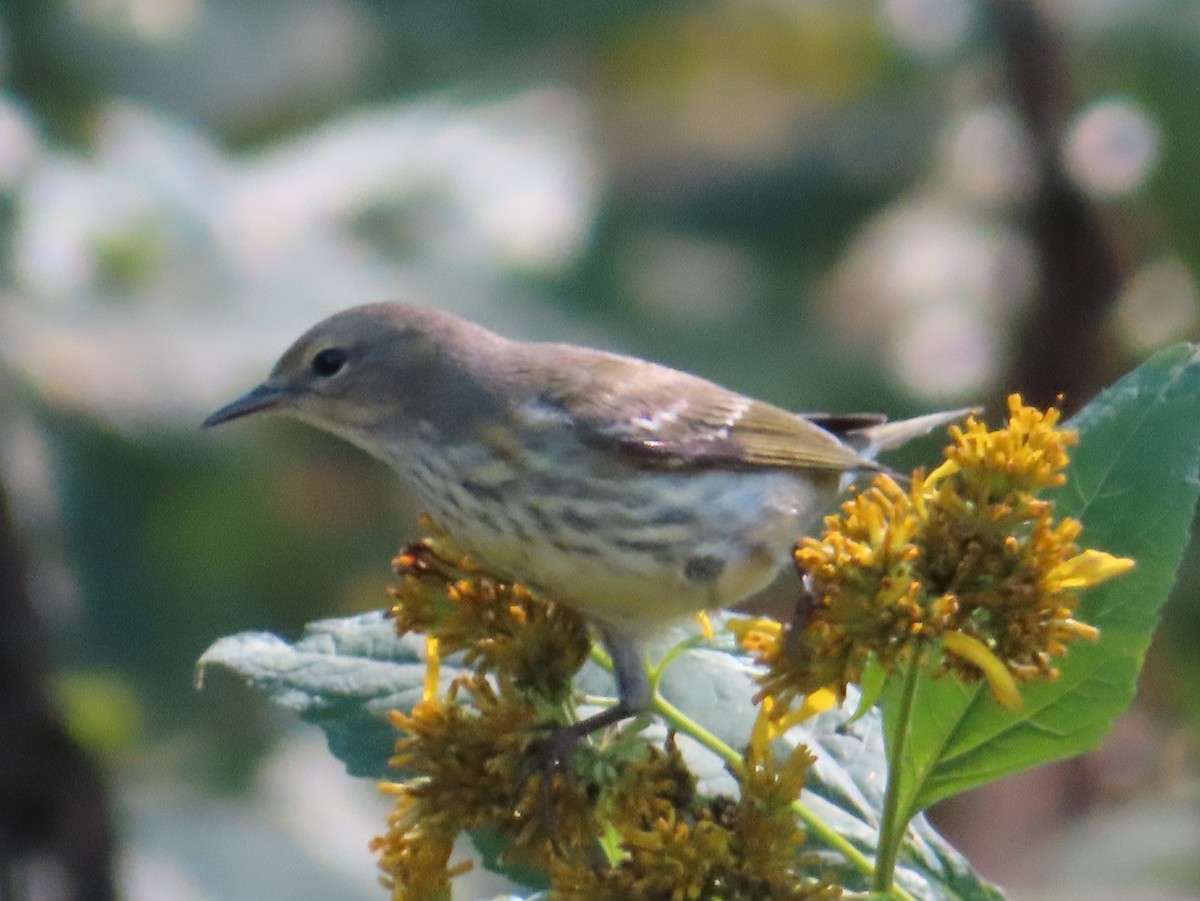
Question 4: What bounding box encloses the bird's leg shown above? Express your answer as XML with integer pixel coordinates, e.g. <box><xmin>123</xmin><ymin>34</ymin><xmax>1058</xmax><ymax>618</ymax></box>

<box><xmin>527</xmin><ymin>629</ymin><xmax>650</xmax><ymax>829</ymax></box>
<box><xmin>537</xmin><ymin>627</ymin><xmax>650</xmax><ymax>771</ymax></box>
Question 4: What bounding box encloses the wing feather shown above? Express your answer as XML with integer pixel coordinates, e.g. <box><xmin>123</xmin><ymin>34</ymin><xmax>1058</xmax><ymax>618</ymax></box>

<box><xmin>508</xmin><ymin>345</ymin><xmax>871</xmax><ymax>472</ymax></box>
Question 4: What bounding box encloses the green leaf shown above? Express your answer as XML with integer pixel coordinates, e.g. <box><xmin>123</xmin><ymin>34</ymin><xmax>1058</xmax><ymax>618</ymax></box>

<box><xmin>196</xmin><ymin>612</ymin><xmax>471</xmax><ymax>778</ymax></box>
<box><xmin>849</xmin><ymin>654</ymin><xmax>887</xmax><ymax>724</ymax></box>
<box><xmin>199</xmin><ymin>615</ymin><xmax>1002</xmax><ymax>899</ymax></box>
<box><xmin>468</xmin><ymin>829</ymin><xmax>551</xmax><ymax>893</ymax></box>
<box><xmin>884</xmin><ymin>343</ymin><xmax>1200</xmax><ymax>821</ymax></box>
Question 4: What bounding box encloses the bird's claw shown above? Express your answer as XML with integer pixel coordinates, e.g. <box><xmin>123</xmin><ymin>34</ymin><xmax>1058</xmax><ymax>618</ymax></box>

<box><xmin>520</xmin><ymin>723</ymin><xmax>585</xmax><ymax>829</ymax></box>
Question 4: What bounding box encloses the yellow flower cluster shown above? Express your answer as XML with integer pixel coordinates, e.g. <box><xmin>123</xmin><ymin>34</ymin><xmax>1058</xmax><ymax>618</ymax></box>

<box><xmin>375</xmin><ymin>530</ymin><xmax>842</xmax><ymax>900</ymax></box>
<box><xmin>376</xmin><ymin>538</ymin><xmax>597</xmax><ymax>897</ymax></box>
<box><xmin>737</xmin><ymin>395</ymin><xmax>1133</xmax><ymax>714</ymax></box>
<box><xmin>936</xmin><ymin>395</ymin><xmax>1074</xmax><ymax>493</ymax></box>
<box><xmin>390</xmin><ymin>534</ymin><xmax>591</xmax><ymax>699</ymax></box>
<box><xmin>371</xmin><ymin>677</ymin><xmax>597</xmax><ymax>895</ymax></box>
<box><xmin>552</xmin><ymin>739</ymin><xmax>839</xmax><ymax>901</ymax></box>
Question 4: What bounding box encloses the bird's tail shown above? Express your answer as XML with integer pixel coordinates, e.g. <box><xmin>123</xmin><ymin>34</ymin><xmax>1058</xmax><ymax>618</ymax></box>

<box><xmin>844</xmin><ymin>407</ymin><xmax>978</xmax><ymax>461</ymax></box>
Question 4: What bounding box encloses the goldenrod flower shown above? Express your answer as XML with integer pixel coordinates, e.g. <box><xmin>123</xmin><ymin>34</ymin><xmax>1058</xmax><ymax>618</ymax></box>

<box><xmin>380</xmin><ymin>525</ymin><xmax>847</xmax><ymax>900</ymax></box>
<box><xmin>736</xmin><ymin>395</ymin><xmax>1134</xmax><ymax>716</ymax></box>
<box><xmin>553</xmin><ymin>736</ymin><xmax>840</xmax><ymax>901</ymax></box>
<box><xmin>390</xmin><ymin>541</ymin><xmax>591</xmax><ymax>700</ymax></box>
<box><xmin>372</xmin><ymin>677</ymin><xmax>598</xmax><ymax>895</ymax></box>
<box><xmin>369</xmin><ymin>806</ymin><xmax>460</xmax><ymax>901</ymax></box>
<box><xmin>932</xmin><ymin>394</ymin><xmax>1076</xmax><ymax>495</ymax></box>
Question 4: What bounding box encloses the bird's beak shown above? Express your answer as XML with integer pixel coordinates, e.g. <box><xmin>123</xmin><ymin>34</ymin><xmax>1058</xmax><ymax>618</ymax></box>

<box><xmin>202</xmin><ymin>381</ymin><xmax>290</xmax><ymax>428</ymax></box>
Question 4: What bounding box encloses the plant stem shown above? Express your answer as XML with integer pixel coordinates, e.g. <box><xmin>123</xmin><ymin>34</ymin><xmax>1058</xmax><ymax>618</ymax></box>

<box><xmin>651</xmin><ymin>692</ymin><xmax>742</xmax><ymax>770</ymax></box>
<box><xmin>872</xmin><ymin>656</ymin><xmax>922</xmax><ymax>894</ymax></box>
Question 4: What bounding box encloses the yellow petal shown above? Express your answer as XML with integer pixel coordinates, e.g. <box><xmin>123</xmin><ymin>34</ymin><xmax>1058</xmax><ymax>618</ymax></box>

<box><xmin>726</xmin><ymin>616</ymin><xmax>783</xmax><ymax>643</ymax></box>
<box><xmin>423</xmin><ymin>636</ymin><xmax>441</xmax><ymax>701</ymax></box>
<box><xmin>751</xmin><ymin>689</ymin><xmax>837</xmax><ymax>757</ymax></box>
<box><xmin>924</xmin><ymin>458</ymin><xmax>960</xmax><ymax>489</ymax></box>
<box><xmin>750</xmin><ymin>699</ymin><xmax>777</xmax><ymax>760</ymax></box>
<box><xmin>1048</xmin><ymin>550</ymin><xmax>1135</xmax><ymax>591</ymax></box>
<box><xmin>943</xmin><ymin>632</ymin><xmax>1023</xmax><ymax>711</ymax></box>
<box><xmin>695</xmin><ymin>610</ymin><xmax>715</xmax><ymax>639</ymax></box>
<box><xmin>1053</xmin><ymin>618</ymin><xmax>1100</xmax><ymax>642</ymax></box>
<box><xmin>778</xmin><ymin>689</ymin><xmax>837</xmax><ymax>731</ymax></box>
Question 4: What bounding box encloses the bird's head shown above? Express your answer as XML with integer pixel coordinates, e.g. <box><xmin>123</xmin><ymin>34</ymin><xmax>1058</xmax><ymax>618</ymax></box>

<box><xmin>203</xmin><ymin>303</ymin><xmax>504</xmax><ymax>452</ymax></box>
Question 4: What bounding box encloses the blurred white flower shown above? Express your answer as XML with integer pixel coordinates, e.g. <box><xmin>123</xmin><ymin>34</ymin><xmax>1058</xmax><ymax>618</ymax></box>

<box><xmin>942</xmin><ymin>104</ymin><xmax>1037</xmax><ymax>208</ymax></box>
<box><xmin>2</xmin><ymin>90</ymin><xmax>600</xmax><ymax>428</ymax></box>
<box><xmin>69</xmin><ymin>0</ymin><xmax>201</xmax><ymax>43</ymax></box>
<box><xmin>822</xmin><ymin>196</ymin><xmax>1035</xmax><ymax>398</ymax></box>
<box><xmin>1063</xmin><ymin>98</ymin><xmax>1159</xmax><ymax>198</ymax></box>
<box><xmin>882</xmin><ymin>0</ymin><xmax>974</xmax><ymax>58</ymax></box>
<box><xmin>0</xmin><ymin>93</ymin><xmax>38</xmax><ymax>189</ymax></box>
<box><xmin>0</xmin><ymin>408</ymin><xmax>82</xmax><ymax>626</ymax></box>
<box><xmin>227</xmin><ymin>88</ymin><xmax>597</xmax><ymax>278</ymax></box>
<box><xmin>12</xmin><ymin>158</ymin><xmax>162</xmax><ymax>297</ymax></box>
<box><xmin>622</xmin><ymin>234</ymin><xmax>760</xmax><ymax>326</ymax></box>
<box><xmin>890</xmin><ymin>302</ymin><xmax>998</xmax><ymax>398</ymax></box>
<box><xmin>1115</xmin><ymin>257</ymin><xmax>1199</xmax><ymax>351</ymax></box>
<box><xmin>1043</xmin><ymin>0</ymin><xmax>1155</xmax><ymax>34</ymax></box>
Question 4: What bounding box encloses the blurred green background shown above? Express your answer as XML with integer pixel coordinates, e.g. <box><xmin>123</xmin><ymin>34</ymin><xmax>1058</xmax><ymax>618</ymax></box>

<box><xmin>0</xmin><ymin>1</ymin><xmax>1196</xmax><ymax>899</ymax></box>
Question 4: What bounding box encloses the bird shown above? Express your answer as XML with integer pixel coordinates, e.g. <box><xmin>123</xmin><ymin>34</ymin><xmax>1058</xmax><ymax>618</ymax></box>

<box><xmin>204</xmin><ymin>302</ymin><xmax>966</xmax><ymax>743</ymax></box>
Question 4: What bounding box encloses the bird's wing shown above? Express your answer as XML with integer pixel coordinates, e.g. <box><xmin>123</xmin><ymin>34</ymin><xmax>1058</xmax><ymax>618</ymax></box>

<box><xmin>515</xmin><ymin>346</ymin><xmax>871</xmax><ymax>472</ymax></box>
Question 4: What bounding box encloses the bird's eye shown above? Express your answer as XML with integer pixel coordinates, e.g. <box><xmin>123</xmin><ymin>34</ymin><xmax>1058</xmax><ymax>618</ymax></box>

<box><xmin>311</xmin><ymin>347</ymin><xmax>348</xmax><ymax>378</ymax></box>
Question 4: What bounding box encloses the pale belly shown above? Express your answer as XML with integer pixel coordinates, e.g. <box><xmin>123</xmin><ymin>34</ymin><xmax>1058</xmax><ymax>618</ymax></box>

<box><xmin>397</xmin><ymin>440</ymin><xmax>835</xmax><ymax>634</ymax></box>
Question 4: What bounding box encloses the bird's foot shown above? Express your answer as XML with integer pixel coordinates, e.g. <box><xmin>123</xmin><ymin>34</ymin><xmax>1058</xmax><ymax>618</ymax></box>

<box><xmin>518</xmin><ymin>723</ymin><xmax>582</xmax><ymax>835</ymax></box>
<box><xmin>523</xmin><ymin>704</ymin><xmax>639</xmax><ymax>825</ymax></box>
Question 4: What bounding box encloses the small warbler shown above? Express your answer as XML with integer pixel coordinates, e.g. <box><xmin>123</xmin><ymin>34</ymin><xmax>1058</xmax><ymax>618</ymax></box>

<box><xmin>205</xmin><ymin>303</ymin><xmax>965</xmax><ymax>740</ymax></box>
